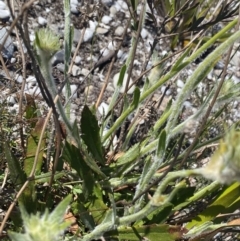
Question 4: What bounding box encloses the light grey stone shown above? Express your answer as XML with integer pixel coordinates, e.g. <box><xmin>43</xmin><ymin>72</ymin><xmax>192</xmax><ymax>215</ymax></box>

<box><xmin>38</xmin><ymin>16</ymin><xmax>47</xmax><ymax>25</ymax></box>
<box><xmin>114</xmin><ymin>26</ymin><xmax>124</xmax><ymax>36</ymax></box>
<box><xmin>81</xmin><ymin>68</ymin><xmax>89</xmax><ymax>76</ymax></box>
<box><xmin>0</xmin><ymin>9</ymin><xmax>10</xmax><ymax>20</ymax></box>
<box><xmin>101</xmin><ymin>15</ymin><xmax>112</xmax><ymax>24</ymax></box>
<box><xmin>0</xmin><ymin>27</ymin><xmax>14</xmax><ymax>59</ymax></box>
<box><xmin>56</xmin><ymin>63</ymin><xmax>65</xmax><ymax>73</ymax></box>
<box><xmin>71</xmin><ymin>5</ymin><xmax>79</xmax><ymax>14</ymax></box>
<box><xmin>83</xmin><ymin>28</ymin><xmax>94</xmax><ymax>42</ymax></box>
<box><xmin>73</xmin><ymin>28</ymin><xmax>81</xmax><ymax>44</ymax></box>
<box><xmin>72</xmin><ymin>65</ymin><xmax>81</xmax><ymax>76</ymax></box>
<box><xmin>52</xmin><ymin>50</ymin><xmax>65</xmax><ymax>66</ymax></box>
<box><xmin>74</xmin><ymin>56</ymin><xmax>81</xmax><ymax>64</ymax></box>
<box><xmin>70</xmin><ymin>0</ymin><xmax>78</xmax><ymax>5</ymax></box>
<box><xmin>96</xmin><ymin>27</ymin><xmax>109</xmax><ymax>35</ymax></box>
<box><xmin>0</xmin><ymin>1</ymin><xmax>7</xmax><ymax>10</ymax></box>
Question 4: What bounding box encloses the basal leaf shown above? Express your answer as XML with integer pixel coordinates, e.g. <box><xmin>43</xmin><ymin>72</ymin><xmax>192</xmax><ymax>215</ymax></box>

<box><xmin>62</xmin><ymin>141</ymin><xmax>95</xmax><ymax>199</ymax></box>
<box><xmin>81</xmin><ymin>105</ymin><xmax>105</xmax><ymax>165</ymax></box>
<box><xmin>24</xmin><ymin>118</ymin><xmax>45</xmax><ymax>176</ymax></box>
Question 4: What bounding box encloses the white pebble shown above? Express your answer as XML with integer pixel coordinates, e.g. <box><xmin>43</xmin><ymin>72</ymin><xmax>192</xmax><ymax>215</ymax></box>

<box><xmin>6</xmin><ymin>95</ymin><xmax>16</xmax><ymax>104</ymax></box>
<box><xmin>8</xmin><ymin>104</ymin><xmax>18</xmax><ymax>114</ymax></box>
<box><xmin>74</xmin><ymin>56</ymin><xmax>81</xmax><ymax>64</ymax></box>
<box><xmin>38</xmin><ymin>16</ymin><xmax>47</xmax><ymax>26</ymax></box>
<box><xmin>98</xmin><ymin>102</ymin><xmax>109</xmax><ymax>116</ymax></box>
<box><xmin>26</xmin><ymin>75</ymin><xmax>36</xmax><ymax>83</ymax></box>
<box><xmin>113</xmin><ymin>72</ymin><xmax>135</xmax><ymax>94</ymax></box>
<box><xmin>15</xmin><ymin>75</ymin><xmax>23</xmax><ymax>83</ymax></box>
<box><xmin>177</xmin><ymin>79</ymin><xmax>184</xmax><ymax>88</ymax></box>
<box><xmin>83</xmin><ymin>28</ymin><xmax>94</xmax><ymax>42</ymax></box>
<box><xmin>110</xmin><ymin>6</ymin><xmax>117</xmax><ymax>17</ymax></box>
<box><xmin>141</xmin><ymin>28</ymin><xmax>148</xmax><ymax>39</ymax></box>
<box><xmin>114</xmin><ymin>26</ymin><xmax>124</xmax><ymax>36</ymax></box>
<box><xmin>11</xmin><ymin>58</ymin><xmax>16</xmax><ymax>64</ymax></box>
<box><xmin>70</xmin><ymin>0</ymin><xmax>78</xmax><ymax>5</ymax></box>
<box><xmin>108</xmin><ymin>41</ymin><xmax>116</xmax><ymax>50</ymax></box>
<box><xmin>102</xmin><ymin>15</ymin><xmax>112</xmax><ymax>24</ymax></box>
<box><xmin>89</xmin><ymin>20</ymin><xmax>97</xmax><ymax>31</ymax></box>
<box><xmin>0</xmin><ymin>9</ymin><xmax>10</xmax><ymax>20</ymax></box>
<box><xmin>183</xmin><ymin>101</ymin><xmax>192</xmax><ymax>108</ymax></box>
<box><xmin>117</xmin><ymin>49</ymin><xmax>123</xmax><ymax>58</ymax></box>
<box><xmin>81</xmin><ymin>68</ymin><xmax>89</xmax><ymax>76</ymax></box>
<box><xmin>70</xmin><ymin>5</ymin><xmax>79</xmax><ymax>14</ymax></box>
<box><xmin>100</xmin><ymin>48</ymin><xmax>110</xmax><ymax>57</ymax></box>
<box><xmin>0</xmin><ymin>1</ymin><xmax>7</xmax><ymax>10</ymax></box>
<box><xmin>71</xmin><ymin>65</ymin><xmax>81</xmax><ymax>76</ymax></box>
<box><xmin>29</xmin><ymin>34</ymin><xmax>35</xmax><ymax>42</ymax></box>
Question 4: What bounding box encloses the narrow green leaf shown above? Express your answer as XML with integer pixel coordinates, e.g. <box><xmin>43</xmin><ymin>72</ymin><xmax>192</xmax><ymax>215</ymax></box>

<box><xmin>171</xmin><ymin>47</ymin><xmax>191</xmax><ymax>72</ymax></box>
<box><xmin>5</xmin><ymin>141</ymin><xmax>26</xmax><ymax>186</ymax></box>
<box><xmin>130</xmin><ymin>87</ymin><xmax>140</xmax><ymax>109</ymax></box>
<box><xmin>62</xmin><ymin>141</ymin><xmax>95</xmax><ymax>198</ymax></box>
<box><xmin>24</xmin><ymin>118</ymin><xmax>45</xmax><ymax>176</ymax></box>
<box><xmin>118</xmin><ymin>64</ymin><xmax>127</xmax><ymax>86</ymax></box>
<box><xmin>50</xmin><ymin>194</ymin><xmax>72</xmax><ymax>223</ymax></box>
<box><xmin>81</xmin><ymin>105</ymin><xmax>105</xmax><ymax>165</ymax></box>
<box><xmin>157</xmin><ymin>129</ymin><xmax>166</xmax><ymax>157</ymax></box>
<box><xmin>4</xmin><ymin>141</ymin><xmax>37</xmax><ymax>213</ymax></box>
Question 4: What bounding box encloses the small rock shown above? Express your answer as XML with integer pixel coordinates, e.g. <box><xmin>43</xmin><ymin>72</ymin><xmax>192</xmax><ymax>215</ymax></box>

<box><xmin>101</xmin><ymin>0</ymin><xmax>113</xmax><ymax>7</ymax></box>
<box><xmin>89</xmin><ymin>20</ymin><xmax>98</xmax><ymax>31</ymax></box>
<box><xmin>98</xmin><ymin>102</ymin><xmax>109</xmax><ymax>116</ymax></box>
<box><xmin>141</xmin><ymin>28</ymin><xmax>148</xmax><ymax>39</ymax></box>
<box><xmin>15</xmin><ymin>75</ymin><xmax>23</xmax><ymax>83</ymax></box>
<box><xmin>84</xmin><ymin>85</ymin><xmax>94</xmax><ymax>96</ymax></box>
<box><xmin>177</xmin><ymin>79</ymin><xmax>184</xmax><ymax>88</ymax></box>
<box><xmin>56</xmin><ymin>63</ymin><xmax>65</xmax><ymax>73</ymax></box>
<box><xmin>117</xmin><ymin>49</ymin><xmax>123</xmax><ymax>58</ymax></box>
<box><xmin>72</xmin><ymin>65</ymin><xmax>81</xmax><ymax>76</ymax></box>
<box><xmin>81</xmin><ymin>68</ymin><xmax>89</xmax><ymax>76</ymax></box>
<box><xmin>101</xmin><ymin>15</ymin><xmax>112</xmax><ymax>24</ymax></box>
<box><xmin>74</xmin><ymin>56</ymin><xmax>81</xmax><ymax>64</ymax></box>
<box><xmin>52</xmin><ymin>50</ymin><xmax>65</xmax><ymax>66</ymax></box>
<box><xmin>0</xmin><ymin>1</ymin><xmax>7</xmax><ymax>10</ymax></box>
<box><xmin>6</xmin><ymin>95</ymin><xmax>16</xmax><ymax>104</ymax></box>
<box><xmin>70</xmin><ymin>0</ymin><xmax>78</xmax><ymax>5</ymax></box>
<box><xmin>0</xmin><ymin>27</ymin><xmax>14</xmax><ymax>59</ymax></box>
<box><xmin>70</xmin><ymin>5</ymin><xmax>79</xmax><ymax>14</ymax></box>
<box><xmin>38</xmin><ymin>16</ymin><xmax>47</xmax><ymax>26</ymax></box>
<box><xmin>26</xmin><ymin>75</ymin><xmax>36</xmax><ymax>83</ymax></box>
<box><xmin>0</xmin><ymin>9</ymin><xmax>10</xmax><ymax>21</ymax></box>
<box><xmin>29</xmin><ymin>33</ymin><xmax>35</xmax><ymax>42</ymax></box>
<box><xmin>96</xmin><ymin>27</ymin><xmax>109</xmax><ymax>35</ymax></box>
<box><xmin>114</xmin><ymin>26</ymin><xmax>124</xmax><ymax>36</ymax></box>
<box><xmin>100</xmin><ymin>48</ymin><xmax>110</xmax><ymax>57</ymax></box>
<box><xmin>10</xmin><ymin>57</ymin><xmax>16</xmax><ymax>63</ymax></box>
<box><xmin>109</xmin><ymin>6</ymin><xmax>117</xmax><ymax>17</ymax></box>
<box><xmin>83</xmin><ymin>28</ymin><xmax>94</xmax><ymax>42</ymax></box>
<box><xmin>73</xmin><ymin>28</ymin><xmax>81</xmax><ymax>44</ymax></box>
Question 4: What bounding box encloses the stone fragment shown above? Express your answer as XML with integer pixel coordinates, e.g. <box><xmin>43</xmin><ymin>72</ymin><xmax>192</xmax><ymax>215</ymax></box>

<box><xmin>0</xmin><ymin>27</ymin><xmax>14</xmax><ymax>59</ymax></box>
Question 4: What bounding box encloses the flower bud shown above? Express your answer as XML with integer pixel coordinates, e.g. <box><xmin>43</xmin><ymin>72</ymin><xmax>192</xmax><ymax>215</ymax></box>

<box><xmin>198</xmin><ymin>129</ymin><xmax>240</xmax><ymax>184</ymax></box>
